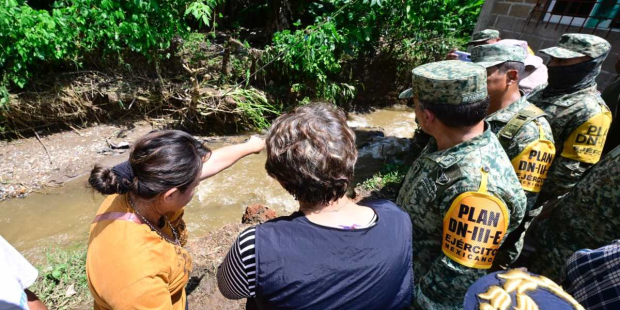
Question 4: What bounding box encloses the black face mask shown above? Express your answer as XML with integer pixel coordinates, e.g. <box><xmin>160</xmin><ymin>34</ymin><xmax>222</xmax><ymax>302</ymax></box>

<box><xmin>544</xmin><ymin>52</ymin><xmax>608</xmax><ymax>97</ymax></box>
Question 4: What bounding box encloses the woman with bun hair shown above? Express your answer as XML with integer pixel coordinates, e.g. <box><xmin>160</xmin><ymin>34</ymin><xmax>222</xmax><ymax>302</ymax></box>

<box><xmin>86</xmin><ymin>130</ymin><xmax>264</xmax><ymax>310</ymax></box>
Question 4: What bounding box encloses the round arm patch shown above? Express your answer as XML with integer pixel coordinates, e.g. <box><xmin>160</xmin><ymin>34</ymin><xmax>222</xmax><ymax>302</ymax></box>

<box><xmin>442</xmin><ymin>192</ymin><xmax>509</xmax><ymax>269</ymax></box>
<box><xmin>561</xmin><ymin>111</ymin><xmax>612</xmax><ymax>164</ymax></box>
<box><xmin>511</xmin><ymin>139</ymin><xmax>556</xmax><ymax>193</ymax></box>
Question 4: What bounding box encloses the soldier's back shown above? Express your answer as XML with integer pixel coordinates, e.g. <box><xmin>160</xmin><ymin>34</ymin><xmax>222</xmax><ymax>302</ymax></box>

<box><xmin>529</xmin><ymin>85</ymin><xmax>612</xmax><ymax>201</ymax></box>
<box><xmin>529</xmin><ymin>85</ymin><xmax>608</xmax><ymax>148</ymax></box>
<box><xmin>397</xmin><ymin>125</ymin><xmax>526</xmax><ymax>309</ymax></box>
<box><xmin>486</xmin><ymin>96</ymin><xmax>556</xmax><ymax>267</ymax></box>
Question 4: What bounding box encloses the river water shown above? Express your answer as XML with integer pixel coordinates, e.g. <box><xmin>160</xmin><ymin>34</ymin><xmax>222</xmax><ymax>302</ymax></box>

<box><xmin>0</xmin><ymin>105</ymin><xmax>416</xmax><ymax>259</ymax></box>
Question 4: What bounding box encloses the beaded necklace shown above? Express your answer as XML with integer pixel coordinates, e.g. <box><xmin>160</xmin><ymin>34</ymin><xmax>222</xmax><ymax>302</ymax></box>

<box><xmin>128</xmin><ymin>195</ymin><xmax>181</xmax><ymax>246</ymax></box>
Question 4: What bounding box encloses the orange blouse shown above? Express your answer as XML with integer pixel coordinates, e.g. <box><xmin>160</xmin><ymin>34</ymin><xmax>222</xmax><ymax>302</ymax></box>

<box><xmin>86</xmin><ymin>194</ymin><xmax>192</xmax><ymax>310</ymax></box>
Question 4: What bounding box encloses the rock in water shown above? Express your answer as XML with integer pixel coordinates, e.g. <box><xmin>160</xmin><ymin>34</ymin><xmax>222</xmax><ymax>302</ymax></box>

<box><xmin>242</xmin><ymin>204</ymin><xmax>276</xmax><ymax>225</ymax></box>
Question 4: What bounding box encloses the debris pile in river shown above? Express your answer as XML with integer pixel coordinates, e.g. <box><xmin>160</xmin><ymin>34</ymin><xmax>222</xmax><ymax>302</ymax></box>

<box><xmin>242</xmin><ymin>204</ymin><xmax>277</xmax><ymax>224</ymax></box>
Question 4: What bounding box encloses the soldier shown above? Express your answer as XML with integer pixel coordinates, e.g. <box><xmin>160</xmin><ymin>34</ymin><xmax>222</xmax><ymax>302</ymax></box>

<box><xmin>471</xmin><ymin>43</ymin><xmax>556</xmax><ymax>267</ymax></box>
<box><xmin>396</xmin><ymin>60</ymin><xmax>526</xmax><ymax>309</ymax></box>
<box><xmin>528</xmin><ymin>145</ymin><xmax>620</xmax><ymax>281</ymax></box>
<box><xmin>447</xmin><ymin>29</ymin><xmax>501</xmax><ymax>60</ymax></box>
<box><xmin>468</xmin><ymin>29</ymin><xmax>501</xmax><ymax>47</ymax></box>
<box><xmin>529</xmin><ymin>34</ymin><xmax>612</xmax><ymax>205</ymax></box>
<box><xmin>495</xmin><ymin>39</ymin><xmax>548</xmax><ymax>95</ymax></box>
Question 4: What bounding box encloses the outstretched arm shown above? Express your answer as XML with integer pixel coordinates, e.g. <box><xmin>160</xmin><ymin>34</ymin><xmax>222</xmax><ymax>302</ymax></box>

<box><xmin>200</xmin><ymin>136</ymin><xmax>265</xmax><ymax>180</ymax></box>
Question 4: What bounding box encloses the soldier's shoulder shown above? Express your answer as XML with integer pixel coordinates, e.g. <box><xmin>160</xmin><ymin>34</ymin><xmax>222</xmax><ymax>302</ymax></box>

<box><xmin>512</xmin><ymin>120</ymin><xmax>543</xmax><ymax>142</ymax></box>
<box><xmin>566</xmin><ymin>92</ymin><xmax>610</xmax><ymax>125</ymax></box>
<box><xmin>448</xmin><ymin>139</ymin><xmax>516</xmax><ymax>186</ymax></box>
<box><xmin>587</xmin><ymin>146</ymin><xmax>620</xmax><ymax>175</ymax></box>
<box><xmin>528</xmin><ymin>84</ymin><xmax>547</xmax><ymax>98</ymax></box>
<box><xmin>450</xmin><ymin>138</ymin><xmax>510</xmax><ymax>174</ymax></box>
<box><xmin>514</xmin><ymin>111</ymin><xmax>553</xmax><ymax>139</ymax></box>
<box><xmin>566</xmin><ymin>89</ymin><xmax>604</xmax><ymax>104</ymax></box>
<box><xmin>482</xmin><ymin>132</ymin><xmax>514</xmax><ymax>162</ymax></box>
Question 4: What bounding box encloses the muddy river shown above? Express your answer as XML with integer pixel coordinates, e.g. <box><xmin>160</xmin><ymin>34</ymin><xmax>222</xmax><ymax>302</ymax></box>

<box><xmin>0</xmin><ymin>105</ymin><xmax>416</xmax><ymax>259</ymax></box>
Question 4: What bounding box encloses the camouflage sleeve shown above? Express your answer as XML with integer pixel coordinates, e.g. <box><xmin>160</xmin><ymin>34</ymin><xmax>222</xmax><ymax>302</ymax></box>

<box><xmin>504</xmin><ymin>118</ymin><xmax>555</xmax><ymax>211</ymax></box>
<box><xmin>414</xmin><ymin>185</ymin><xmax>524</xmax><ymax>309</ymax></box>
<box><xmin>486</xmin><ymin>184</ymin><xmax>527</xmax><ymax>268</ymax></box>
<box><xmin>539</xmin><ymin>101</ymin><xmax>611</xmax><ymax>202</ymax></box>
<box><xmin>506</xmin><ymin>117</ymin><xmax>557</xmax><ymax>213</ymax></box>
<box><xmin>537</xmin><ymin>156</ymin><xmax>589</xmax><ymax>202</ymax></box>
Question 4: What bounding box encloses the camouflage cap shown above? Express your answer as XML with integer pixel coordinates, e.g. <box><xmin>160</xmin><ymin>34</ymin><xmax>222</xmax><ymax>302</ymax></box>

<box><xmin>540</xmin><ymin>33</ymin><xmax>611</xmax><ymax>59</ymax></box>
<box><xmin>471</xmin><ymin>43</ymin><xmax>527</xmax><ymax>68</ymax></box>
<box><xmin>398</xmin><ymin>60</ymin><xmax>488</xmax><ymax>105</ymax></box>
<box><xmin>467</xmin><ymin>29</ymin><xmax>500</xmax><ymax>44</ymax></box>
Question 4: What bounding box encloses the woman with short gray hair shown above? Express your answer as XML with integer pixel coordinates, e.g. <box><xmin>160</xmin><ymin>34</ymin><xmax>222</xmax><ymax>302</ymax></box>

<box><xmin>217</xmin><ymin>103</ymin><xmax>414</xmax><ymax>309</ymax></box>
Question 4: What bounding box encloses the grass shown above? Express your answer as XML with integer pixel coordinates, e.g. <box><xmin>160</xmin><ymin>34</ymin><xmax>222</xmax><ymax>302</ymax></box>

<box><xmin>30</xmin><ymin>246</ymin><xmax>92</xmax><ymax>310</ymax></box>
<box><xmin>228</xmin><ymin>87</ymin><xmax>282</xmax><ymax>130</ymax></box>
<box><xmin>360</xmin><ymin>163</ymin><xmax>409</xmax><ymax>192</ymax></box>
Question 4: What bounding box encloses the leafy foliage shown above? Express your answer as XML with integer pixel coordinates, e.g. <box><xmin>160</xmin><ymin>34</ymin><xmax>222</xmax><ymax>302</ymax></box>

<box><xmin>265</xmin><ymin>21</ymin><xmax>356</xmax><ymax>103</ymax></box>
<box><xmin>0</xmin><ymin>0</ymin><xmax>222</xmax><ymax>94</ymax></box>
<box><xmin>227</xmin><ymin>87</ymin><xmax>282</xmax><ymax>130</ymax></box>
<box><xmin>264</xmin><ymin>0</ymin><xmax>483</xmax><ymax>104</ymax></box>
<box><xmin>360</xmin><ymin>163</ymin><xmax>409</xmax><ymax>192</ymax></box>
<box><xmin>185</xmin><ymin>0</ymin><xmax>222</xmax><ymax>28</ymax></box>
<box><xmin>0</xmin><ymin>0</ymin><xmax>484</xmax><ymax>131</ymax></box>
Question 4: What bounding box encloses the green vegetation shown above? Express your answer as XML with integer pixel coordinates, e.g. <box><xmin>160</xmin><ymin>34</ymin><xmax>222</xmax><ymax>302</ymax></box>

<box><xmin>263</xmin><ymin>0</ymin><xmax>483</xmax><ymax>104</ymax></box>
<box><xmin>0</xmin><ymin>0</ymin><xmax>219</xmax><ymax>91</ymax></box>
<box><xmin>360</xmin><ymin>163</ymin><xmax>409</xmax><ymax>192</ymax></box>
<box><xmin>30</xmin><ymin>246</ymin><xmax>91</xmax><ymax>310</ymax></box>
<box><xmin>265</xmin><ymin>21</ymin><xmax>356</xmax><ymax>103</ymax></box>
<box><xmin>227</xmin><ymin>87</ymin><xmax>282</xmax><ymax>130</ymax></box>
<box><xmin>0</xmin><ymin>0</ymin><xmax>483</xmax><ymax>135</ymax></box>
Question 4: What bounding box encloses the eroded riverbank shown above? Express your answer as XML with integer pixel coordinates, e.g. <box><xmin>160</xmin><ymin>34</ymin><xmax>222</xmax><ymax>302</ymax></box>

<box><xmin>0</xmin><ymin>104</ymin><xmax>417</xmax><ymax>309</ymax></box>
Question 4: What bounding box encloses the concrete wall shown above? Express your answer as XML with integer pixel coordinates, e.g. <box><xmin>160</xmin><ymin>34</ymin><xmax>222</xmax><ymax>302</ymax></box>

<box><xmin>475</xmin><ymin>0</ymin><xmax>620</xmax><ymax>90</ymax></box>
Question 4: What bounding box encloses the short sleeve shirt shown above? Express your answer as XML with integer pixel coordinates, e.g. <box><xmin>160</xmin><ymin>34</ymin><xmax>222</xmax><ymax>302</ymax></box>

<box><xmin>0</xmin><ymin>235</ymin><xmax>38</xmax><ymax>310</ymax></box>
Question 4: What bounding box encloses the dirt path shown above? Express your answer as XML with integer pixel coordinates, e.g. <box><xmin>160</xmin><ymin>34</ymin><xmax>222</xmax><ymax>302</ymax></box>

<box><xmin>0</xmin><ymin>122</ymin><xmax>154</xmax><ymax>200</ymax></box>
<box><xmin>186</xmin><ymin>223</ymin><xmax>249</xmax><ymax>309</ymax></box>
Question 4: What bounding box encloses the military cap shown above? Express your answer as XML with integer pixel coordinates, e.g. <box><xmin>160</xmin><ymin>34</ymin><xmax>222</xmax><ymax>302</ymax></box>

<box><xmin>497</xmin><ymin>39</ymin><xmax>544</xmax><ymax>68</ymax></box>
<box><xmin>471</xmin><ymin>44</ymin><xmax>527</xmax><ymax>68</ymax></box>
<box><xmin>464</xmin><ymin>269</ymin><xmax>585</xmax><ymax>310</ymax></box>
<box><xmin>398</xmin><ymin>60</ymin><xmax>487</xmax><ymax>105</ymax></box>
<box><xmin>540</xmin><ymin>33</ymin><xmax>611</xmax><ymax>59</ymax></box>
<box><xmin>468</xmin><ymin>29</ymin><xmax>500</xmax><ymax>45</ymax></box>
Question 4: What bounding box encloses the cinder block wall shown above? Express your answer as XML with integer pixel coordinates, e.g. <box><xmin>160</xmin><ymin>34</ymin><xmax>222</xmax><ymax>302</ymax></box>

<box><xmin>474</xmin><ymin>0</ymin><xmax>620</xmax><ymax>90</ymax></box>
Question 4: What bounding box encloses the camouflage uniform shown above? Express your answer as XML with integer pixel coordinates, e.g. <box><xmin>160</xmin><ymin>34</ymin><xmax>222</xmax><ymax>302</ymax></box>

<box><xmin>472</xmin><ymin>44</ymin><xmax>556</xmax><ymax>266</ymax></box>
<box><xmin>398</xmin><ymin>61</ymin><xmax>527</xmax><ymax>309</ymax></box>
<box><xmin>529</xmin><ymin>145</ymin><xmax>620</xmax><ymax>281</ymax></box>
<box><xmin>468</xmin><ymin>29</ymin><xmax>500</xmax><ymax>45</ymax></box>
<box><xmin>529</xmin><ymin>34</ymin><xmax>612</xmax><ymax>203</ymax></box>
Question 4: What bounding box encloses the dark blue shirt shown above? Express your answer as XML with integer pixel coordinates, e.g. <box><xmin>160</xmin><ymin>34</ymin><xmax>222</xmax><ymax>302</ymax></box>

<box><xmin>249</xmin><ymin>200</ymin><xmax>413</xmax><ymax>310</ymax></box>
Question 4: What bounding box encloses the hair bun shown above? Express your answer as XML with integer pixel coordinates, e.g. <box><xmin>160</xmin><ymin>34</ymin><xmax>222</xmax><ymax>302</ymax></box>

<box><xmin>89</xmin><ymin>165</ymin><xmax>122</xmax><ymax>195</ymax></box>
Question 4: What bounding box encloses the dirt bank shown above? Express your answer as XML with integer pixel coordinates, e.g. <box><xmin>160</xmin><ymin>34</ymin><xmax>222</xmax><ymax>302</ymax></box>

<box><xmin>186</xmin><ymin>223</ymin><xmax>249</xmax><ymax>309</ymax></box>
<box><xmin>0</xmin><ymin>121</ymin><xmax>154</xmax><ymax>200</ymax></box>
